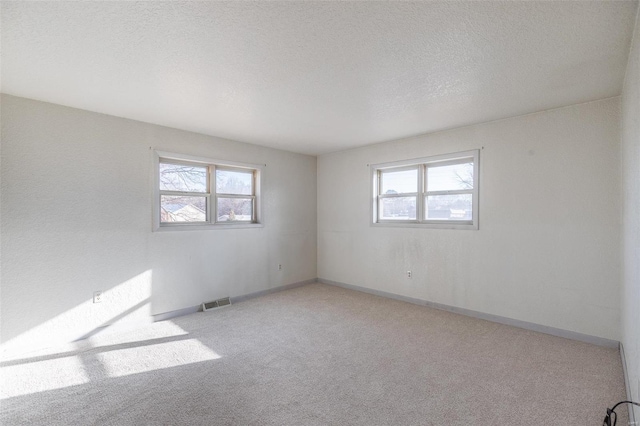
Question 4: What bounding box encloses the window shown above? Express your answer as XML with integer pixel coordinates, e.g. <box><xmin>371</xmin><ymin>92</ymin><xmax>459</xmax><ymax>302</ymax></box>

<box><xmin>371</xmin><ymin>150</ymin><xmax>479</xmax><ymax>229</ymax></box>
<box><xmin>154</xmin><ymin>151</ymin><xmax>262</xmax><ymax>230</ymax></box>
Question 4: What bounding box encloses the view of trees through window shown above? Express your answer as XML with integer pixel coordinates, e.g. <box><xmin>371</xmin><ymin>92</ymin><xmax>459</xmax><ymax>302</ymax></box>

<box><xmin>159</xmin><ymin>161</ymin><xmax>255</xmax><ymax>224</ymax></box>
<box><xmin>216</xmin><ymin>169</ymin><xmax>253</xmax><ymax>222</ymax></box>
<box><xmin>159</xmin><ymin>163</ymin><xmax>207</xmax><ymax>222</ymax></box>
<box><xmin>426</xmin><ymin>162</ymin><xmax>473</xmax><ymax>220</ymax></box>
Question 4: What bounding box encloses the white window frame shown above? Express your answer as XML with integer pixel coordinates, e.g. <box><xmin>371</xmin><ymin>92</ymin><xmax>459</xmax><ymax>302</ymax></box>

<box><xmin>153</xmin><ymin>151</ymin><xmax>263</xmax><ymax>231</ymax></box>
<box><xmin>371</xmin><ymin>150</ymin><xmax>479</xmax><ymax>230</ymax></box>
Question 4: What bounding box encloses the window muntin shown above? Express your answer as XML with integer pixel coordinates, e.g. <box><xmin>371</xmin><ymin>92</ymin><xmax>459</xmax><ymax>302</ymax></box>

<box><xmin>156</xmin><ymin>154</ymin><xmax>260</xmax><ymax>228</ymax></box>
<box><xmin>372</xmin><ymin>150</ymin><xmax>479</xmax><ymax>229</ymax></box>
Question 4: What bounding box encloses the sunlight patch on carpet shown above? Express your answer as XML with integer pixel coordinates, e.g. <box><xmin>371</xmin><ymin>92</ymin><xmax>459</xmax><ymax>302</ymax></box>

<box><xmin>97</xmin><ymin>339</ymin><xmax>221</xmax><ymax>378</ymax></box>
<box><xmin>1</xmin><ymin>355</ymin><xmax>89</xmax><ymax>399</ymax></box>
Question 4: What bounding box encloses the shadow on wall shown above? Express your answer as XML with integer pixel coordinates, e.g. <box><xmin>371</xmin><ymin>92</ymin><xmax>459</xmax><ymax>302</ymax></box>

<box><xmin>1</xmin><ymin>270</ymin><xmax>154</xmax><ymax>357</ymax></box>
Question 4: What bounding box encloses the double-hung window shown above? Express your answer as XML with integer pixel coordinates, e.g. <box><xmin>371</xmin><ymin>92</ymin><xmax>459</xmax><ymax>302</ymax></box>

<box><xmin>378</xmin><ymin>166</ymin><xmax>420</xmax><ymax>221</ymax></box>
<box><xmin>372</xmin><ymin>150</ymin><xmax>479</xmax><ymax>229</ymax></box>
<box><xmin>214</xmin><ymin>167</ymin><xmax>255</xmax><ymax>222</ymax></box>
<box><xmin>154</xmin><ymin>152</ymin><xmax>261</xmax><ymax>230</ymax></box>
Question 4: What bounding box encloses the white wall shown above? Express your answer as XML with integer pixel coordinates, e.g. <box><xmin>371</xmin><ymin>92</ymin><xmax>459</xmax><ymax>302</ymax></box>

<box><xmin>0</xmin><ymin>90</ymin><xmax>630</xmax><ymax>358</ymax></box>
<box><xmin>318</xmin><ymin>97</ymin><xmax>621</xmax><ymax>340</ymax></box>
<box><xmin>0</xmin><ymin>95</ymin><xmax>317</xmax><ymax>354</ymax></box>
<box><xmin>622</xmin><ymin>9</ymin><xmax>640</xmax><ymax>417</ymax></box>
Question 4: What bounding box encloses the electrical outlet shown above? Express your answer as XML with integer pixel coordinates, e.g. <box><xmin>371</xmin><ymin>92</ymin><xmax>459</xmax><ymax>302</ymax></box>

<box><xmin>93</xmin><ymin>291</ymin><xmax>103</xmax><ymax>303</ymax></box>
<box><xmin>407</xmin><ymin>271</ymin><xmax>412</xmax><ymax>278</ymax></box>
<box><xmin>278</xmin><ymin>264</ymin><xmax>282</xmax><ymax>271</ymax></box>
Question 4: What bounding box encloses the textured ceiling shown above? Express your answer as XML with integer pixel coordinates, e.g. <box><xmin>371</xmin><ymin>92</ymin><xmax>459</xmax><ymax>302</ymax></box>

<box><xmin>2</xmin><ymin>1</ymin><xmax>638</xmax><ymax>155</ymax></box>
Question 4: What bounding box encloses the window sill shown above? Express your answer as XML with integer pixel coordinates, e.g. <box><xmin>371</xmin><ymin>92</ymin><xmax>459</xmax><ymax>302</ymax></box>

<box><xmin>371</xmin><ymin>221</ymin><xmax>478</xmax><ymax>230</ymax></box>
<box><xmin>154</xmin><ymin>222</ymin><xmax>264</xmax><ymax>232</ymax></box>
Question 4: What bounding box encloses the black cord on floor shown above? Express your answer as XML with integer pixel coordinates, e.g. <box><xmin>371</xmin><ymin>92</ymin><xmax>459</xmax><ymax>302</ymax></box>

<box><xmin>603</xmin><ymin>400</ymin><xmax>640</xmax><ymax>426</ymax></box>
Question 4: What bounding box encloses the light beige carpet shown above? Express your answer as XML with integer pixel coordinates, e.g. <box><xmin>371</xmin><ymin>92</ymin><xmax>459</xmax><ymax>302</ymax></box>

<box><xmin>0</xmin><ymin>283</ymin><xmax>627</xmax><ymax>425</ymax></box>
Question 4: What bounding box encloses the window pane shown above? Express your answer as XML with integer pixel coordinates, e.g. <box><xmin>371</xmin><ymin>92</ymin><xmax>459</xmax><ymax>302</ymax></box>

<box><xmin>427</xmin><ymin>162</ymin><xmax>473</xmax><ymax>191</ymax></box>
<box><xmin>381</xmin><ymin>169</ymin><xmax>418</xmax><ymax>194</ymax></box>
<box><xmin>161</xmin><ymin>196</ymin><xmax>206</xmax><ymax>222</ymax></box>
<box><xmin>159</xmin><ymin>163</ymin><xmax>207</xmax><ymax>192</ymax></box>
<box><xmin>217</xmin><ymin>198</ymin><xmax>253</xmax><ymax>222</ymax></box>
<box><xmin>380</xmin><ymin>197</ymin><xmax>417</xmax><ymax>220</ymax></box>
<box><xmin>216</xmin><ymin>169</ymin><xmax>253</xmax><ymax>195</ymax></box>
<box><xmin>425</xmin><ymin>194</ymin><xmax>472</xmax><ymax>221</ymax></box>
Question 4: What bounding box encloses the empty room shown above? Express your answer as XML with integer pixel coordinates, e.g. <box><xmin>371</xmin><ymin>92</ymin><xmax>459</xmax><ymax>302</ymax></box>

<box><xmin>1</xmin><ymin>1</ymin><xmax>640</xmax><ymax>425</ymax></box>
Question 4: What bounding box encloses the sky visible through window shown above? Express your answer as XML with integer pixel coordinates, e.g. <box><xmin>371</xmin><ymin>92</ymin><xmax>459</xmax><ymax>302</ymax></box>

<box><xmin>216</xmin><ymin>169</ymin><xmax>253</xmax><ymax>195</ymax></box>
<box><xmin>427</xmin><ymin>162</ymin><xmax>473</xmax><ymax>191</ymax></box>
<box><xmin>382</xmin><ymin>162</ymin><xmax>473</xmax><ymax>194</ymax></box>
<box><xmin>382</xmin><ymin>169</ymin><xmax>417</xmax><ymax>194</ymax></box>
<box><xmin>159</xmin><ymin>163</ymin><xmax>207</xmax><ymax>192</ymax></box>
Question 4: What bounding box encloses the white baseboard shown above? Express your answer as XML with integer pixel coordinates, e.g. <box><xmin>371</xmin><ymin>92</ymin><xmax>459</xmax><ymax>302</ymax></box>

<box><xmin>152</xmin><ymin>278</ymin><xmax>317</xmax><ymax>321</ymax></box>
<box><xmin>1</xmin><ymin>279</ymin><xmax>318</xmax><ymax>359</ymax></box>
<box><xmin>620</xmin><ymin>342</ymin><xmax>637</xmax><ymax>425</ymax></box>
<box><xmin>230</xmin><ymin>279</ymin><xmax>317</xmax><ymax>304</ymax></box>
<box><xmin>318</xmin><ymin>278</ymin><xmax>619</xmax><ymax>348</ymax></box>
